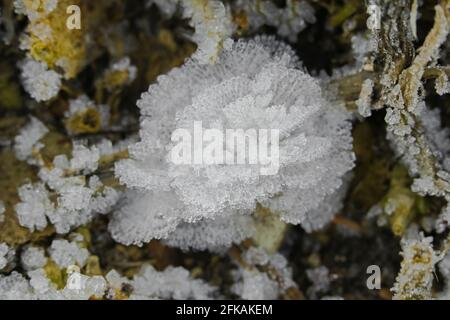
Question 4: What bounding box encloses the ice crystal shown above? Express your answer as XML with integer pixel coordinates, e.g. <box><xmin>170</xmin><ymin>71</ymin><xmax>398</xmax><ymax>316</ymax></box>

<box><xmin>232</xmin><ymin>247</ymin><xmax>296</xmax><ymax>300</ymax></box>
<box><xmin>112</xmin><ymin>36</ymin><xmax>354</xmax><ymax>250</ymax></box>
<box><xmin>0</xmin><ymin>243</ymin><xmax>9</xmax><ymax>269</ymax></box>
<box><xmin>130</xmin><ymin>264</ymin><xmax>217</xmax><ymax>299</ymax></box>
<box><xmin>150</xmin><ymin>0</ymin><xmax>233</xmax><ymax>64</ymax></box>
<box><xmin>14</xmin><ymin>117</ymin><xmax>48</xmax><ymax>164</ymax></box>
<box><xmin>234</xmin><ymin>0</ymin><xmax>315</xmax><ymax>42</ymax></box>
<box><xmin>15</xmin><ymin>183</ymin><xmax>53</xmax><ymax>231</ymax></box>
<box><xmin>21</xmin><ymin>246</ymin><xmax>47</xmax><ymax>271</ymax></box>
<box><xmin>48</xmin><ymin>239</ymin><xmax>89</xmax><ymax>269</ymax></box>
<box><xmin>18</xmin><ymin>58</ymin><xmax>62</xmax><ymax>102</ymax></box>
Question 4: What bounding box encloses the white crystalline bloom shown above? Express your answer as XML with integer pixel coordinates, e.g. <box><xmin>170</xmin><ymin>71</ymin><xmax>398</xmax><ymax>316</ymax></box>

<box><xmin>21</xmin><ymin>246</ymin><xmax>47</xmax><ymax>271</ymax></box>
<box><xmin>19</xmin><ymin>58</ymin><xmax>61</xmax><ymax>102</ymax></box>
<box><xmin>48</xmin><ymin>239</ymin><xmax>89</xmax><ymax>269</ymax></box>
<box><xmin>232</xmin><ymin>269</ymin><xmax>279</xmax><ymax>300</ymax></box>
<box><xmin>130</xmin><ymin>264</ymin><xmax>216</xmax><ymax>300</ymax></box>
<box><xmin>15</xmin><ymin>183</ymin><xmax>53</xmax><ymax>231</ymax></box>
<box><xmin>0</xmin><ymin>243</ymin><xmax>10</xmax><ymax>269</ymax></box>
<box><xmin>0</xmin><ymin>272</ymin><xmax>36</xmax><ymax>300</ymax></box>
<box><xmin>112</xmin><ymin>36</ymin><xmax>354</xmax><ymax>250</ymax></box>
<box><xmin>14</xmin><ymin>117</ymin><xmax>48</xmax><ymax>162</ymax></box>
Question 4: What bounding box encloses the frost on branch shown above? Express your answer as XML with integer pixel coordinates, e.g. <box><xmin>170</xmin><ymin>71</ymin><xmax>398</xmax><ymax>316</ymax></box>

<box><xmin>112</xmin><ymin>36</ymin><xmax>355</xmax><ymax>251</ymax></box>
<box><xmin>391</xmin><ymin>231</ymin><xmax>442</xmax><ymax>300</ymax></box>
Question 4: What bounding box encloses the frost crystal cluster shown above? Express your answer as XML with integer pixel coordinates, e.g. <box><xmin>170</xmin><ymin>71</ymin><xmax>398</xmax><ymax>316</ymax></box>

<box><xmin>18</xmin><ymin>58</ymin><xmax>62</xmax><ymax>102</ymax></box>
<box><xmin>112</xmin><ymin>36</ymin><xmax>354</xmax><ymax>250</ymax></box>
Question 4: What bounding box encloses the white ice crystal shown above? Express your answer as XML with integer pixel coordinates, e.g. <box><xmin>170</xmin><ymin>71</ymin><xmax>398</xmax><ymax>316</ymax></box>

<box><xmin>48</xmin><ymin>239</ymin><xmax>89</xmax><ymax>269</ymax></box>
<box><xmin>112</xmin><ymin>36</ymin><xmax>355</xmax><ymax>250</ymax></box>
<box><xmin>15</xmin><ymin>183</ymin><xmax>53</xmax><ymax>231</ymax></box>
<box><xmin>232</xmin><ymin>247</ymin><xmax>296</xmax><ymax>300</ymax></box>
<box><xmin>19</xmin><ymin>58</ymin><xmax>62</xmax><ymax>102</ymax></box>
<box><xmin>150</xmin><ymin>0</ymin><xmax>233</xmax><ymax>64</ymax></box>
<box><xmin>232</xmin><ymin>269</ymin><xmax>279</xmax><ymax>300</ymax></box>
<box><xmin>130</xmin><ymin>264</ymin><xmax>216</xmax><ymax>299</ymax></box>
<box><xmin>0</xmin><ymin>243</ymin><xmax>10</xmax><ymax>270</ymax></box>
<box><xmin>14</xmin><ymin>117</ymin><xmax>48</xmax><ymax>163</ymax></box>
<box><xmin>15</xmin><ymin>138</ymin><xmax>123</xmax><ymax>234</ymax></box>
<box><xmin>235</xmin><ymin>0</ymin><xmax>316</xmax><ymax>42</ymax></box>
<box><xmin>21</xmin><ymin>246</ymin><xmax>47</xmax><ymax>271</ymax></box>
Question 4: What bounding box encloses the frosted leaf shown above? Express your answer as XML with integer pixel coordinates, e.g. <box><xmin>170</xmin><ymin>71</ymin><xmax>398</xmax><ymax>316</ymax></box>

<box><xmin>18</xmin><ymin>58</ymin><xmax>61</xmax><ymax>102</ymax></box>
<box><xmin>130</xmin><ymin>264</ymin><xmax>217</xmax><ymax>299</ymax></box>
<box><xmin>14</xmin><ymin>117</ymin><xmax>48</xmax><ymax>163</ymax></box>
<box><xmin>112</xmin><ymin>36</ymin><xmax>354</xmax><ymax>250</ymax></box>
<box><xmin>15</xmin><ymin>183</ymin><xmax>53</xmax><ymax>231</ymax></box>
<box><xmin>21</xmin><ymin>246</ymin><xmax>47</xmax><ymax>271</ymax></box>
<box><xmin>48</xmin><ymin>239</ymin><xmax>89</xmax><ymax>269</ymax></box>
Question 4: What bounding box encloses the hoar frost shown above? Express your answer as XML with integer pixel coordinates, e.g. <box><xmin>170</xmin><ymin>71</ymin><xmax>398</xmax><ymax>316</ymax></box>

<box><xmin>112</xmin><ymin>36</ymin><xmax>354</xmax><ymax>251</ymax></box>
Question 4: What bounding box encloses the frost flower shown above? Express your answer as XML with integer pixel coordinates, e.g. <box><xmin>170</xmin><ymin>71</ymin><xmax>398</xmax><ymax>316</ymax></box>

<box><xmin>112</xmin><ymin>36</ymin><xmax>355</xmax><ymax>250</ymax></box>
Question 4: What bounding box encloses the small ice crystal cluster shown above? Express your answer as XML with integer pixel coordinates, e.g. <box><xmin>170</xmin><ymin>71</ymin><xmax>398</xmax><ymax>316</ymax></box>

<box><xmin>231</xmin><ymin>247</ymin><xmax>296</xmax><ymax>300</ymax></box>
<box><xmin>235</xmin><ymin>0</ymin><xmax>316</xmax><ymax>42</ymax></box>
<box><xmin>130</xmin><ymin>265</ymin><xmax>217</xmax><ymax>299</ymax></box>
<box><xmin>0</xmin><ymin>240</ymin><xmax>216</xmax><ymax>300</ymax></box>
<box><xmin>14</xmin><ymin>116</ymin><xmax>48</xmax><ymax>164</ymax></box>
<box><xmin>149</xmin><ymin>0</ymin><xmax>233</xmax><ymax>64</ymax></box>
<box><xmin>18</xmin><ymin>58</ymin><xmax>62</xmax><ymax>102</ymax></box>
<box><xmin>112</xmin><ymin>36</ymin><xmax>355</xmax><ymax>251</ymax></box>
<box><xmin>14</xmin><ymin>119</ymin><xmax>122</xmax><ymax>234</ymax></box>
<box><xmin>0</xmin><ymin>243</ymin><xmax>11</xmax><ymax>270</ymax></box>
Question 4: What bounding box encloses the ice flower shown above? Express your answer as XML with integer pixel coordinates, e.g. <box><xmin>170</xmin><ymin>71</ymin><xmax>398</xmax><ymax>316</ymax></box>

<box><xmin>112</xmin><ymin>36</ymin><xmax>355</xmax><ymax>250</ymax></box>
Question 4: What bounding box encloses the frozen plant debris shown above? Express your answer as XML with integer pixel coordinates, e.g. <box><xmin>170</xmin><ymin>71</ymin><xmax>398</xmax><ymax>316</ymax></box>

<box><xmin>112</xmin><ymin>36</ymin><xmax>354</xmax><ymax>250</ymax></box>
<box><xmin>234</xmin><ymin>0</ymin><xmax>316</xmax><ymax>42</ymax></box>
<box><xmin>0</xmin><ymin>243</ymin><xmax>10</xmax><ymax>269</ymax></box>
<box><xmin>18</xmin><ymin>58</ymin><xmax>62</xmax><ymax>102</ymax></box>
<box><xmin>392</xmin><ymin>232</ymin><xmax>443</xmax><ymax>300</ymax></box>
